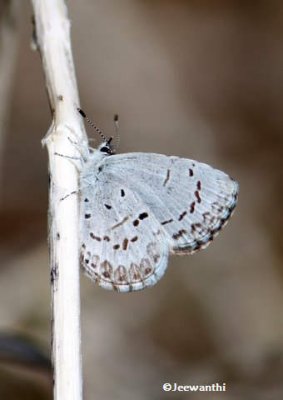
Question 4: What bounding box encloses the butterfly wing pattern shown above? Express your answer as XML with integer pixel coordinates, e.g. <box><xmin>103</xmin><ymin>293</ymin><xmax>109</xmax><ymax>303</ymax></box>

<box><xmin>80</xmin><ymin>145</ymin><xmax>238</xmax><ymax>292</ymax></box>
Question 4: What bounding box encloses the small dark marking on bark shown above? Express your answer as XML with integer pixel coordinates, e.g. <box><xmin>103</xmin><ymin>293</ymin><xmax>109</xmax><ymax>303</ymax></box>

<box><xmin>104</xmin><ymin>204</ymin><xmax>112</xmax><ymax>209</ymax></box>
<box><xmin>56</xmin><ymin>232</ymin><xmax>60</xmax><ymax>240</ymax></box>
<box><xmin>161</xmin><ymin>218</ymin><xmax>173</xmax><ymax>225</ymax></box>
<box><xmin>51</xmin><ymin>264</ymin><xmax>59</xmax><ymax>284</ymax></box>
<box><xmin>133</xmin><ymin>219</ymin><xmax>139</xmax><ymax>227</ymax></box>
<box><xmin>189</xmin><ymin>168</ymin><xmax>194</xmax><ymax>177</ymax></box>
<box><xmin>85</xmin><ymin>213</ymin><xmax>91</xmax><ymax>219</ymax></box>
<box><xmin>131</xmin><ymin>236</ymin><xmax>138</xmax><ymax>242</ymax></box>
<box><xmin>103</xmin><ymin>236</ymin><xmax>110</xmax><ymax>241</ymax></box>
<box><xmin>121</xmin><ymin>189</ymin><xmax>125</xmax><ymax>197</ymax></box>
<box><xmin>84</xmin><ymin>198</ymin><xmax>89</xmax><ymax>202</ymax></box>
<box><xmin>58</xmin><ymin>95</ymin><xmax>63</xmax><ymax>101</ymax></box>
<box><xmin>113</xmin><ymin>244</ymin><xmax>120</xmax><ymax>250</ymax></box>
<box><xmin>190</xmin><ymin>202</ymin><xmax>195</xmax><ymax>213</ymax></box>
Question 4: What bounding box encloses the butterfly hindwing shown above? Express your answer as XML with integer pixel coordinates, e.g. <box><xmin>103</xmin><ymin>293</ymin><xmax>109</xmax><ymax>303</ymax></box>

<box><xmin>80</xmin><ymin>177</ymin><xmax>169</xmax><ymax>292</ymax></box>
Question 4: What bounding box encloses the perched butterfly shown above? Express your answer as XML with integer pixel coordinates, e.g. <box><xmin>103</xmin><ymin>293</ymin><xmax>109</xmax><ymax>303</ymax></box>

<box><xmin>78</xmin><ymin>109</ymin><xmax>238</xmax><ymax>292</ymax></box>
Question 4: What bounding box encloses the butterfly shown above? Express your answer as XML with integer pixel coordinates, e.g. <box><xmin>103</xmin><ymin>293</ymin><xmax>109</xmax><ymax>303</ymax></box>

<box><xmin>78</xmin><ymin>109</ymin><xmax>238</xmax><ymax>292</ymax></box>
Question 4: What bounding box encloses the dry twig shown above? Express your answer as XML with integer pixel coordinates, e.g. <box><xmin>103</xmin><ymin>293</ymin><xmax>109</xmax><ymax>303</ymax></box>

<box><xmin>31</xmin><ymin>1</ymin><xmax>86</xmax><ymax>399</ymax></box>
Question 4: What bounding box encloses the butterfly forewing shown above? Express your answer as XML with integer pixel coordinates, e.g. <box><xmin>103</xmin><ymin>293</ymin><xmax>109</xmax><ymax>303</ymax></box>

<box><xmin>103</xmin><ymin>153</ymin><xmax>238</xmax><ymax>254</ymax></box>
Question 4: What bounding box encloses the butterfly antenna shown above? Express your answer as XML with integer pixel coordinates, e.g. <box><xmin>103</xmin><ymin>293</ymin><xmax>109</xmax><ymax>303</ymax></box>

<box><xmin>113</xmin><ymin>114</ymin><xmax>120</xmax><ymax>150</ymax></box>
<box><xmin>77</xmin><ymin>108</ymin><xmax>108</xmax><ymax>142</ymax></box>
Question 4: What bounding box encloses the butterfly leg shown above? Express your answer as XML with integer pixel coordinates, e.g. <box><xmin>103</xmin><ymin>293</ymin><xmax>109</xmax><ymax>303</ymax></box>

<box><xmin>59</xmin><ymin>190</ymin><xmax>78</xmax><ymax>202</ymax></box>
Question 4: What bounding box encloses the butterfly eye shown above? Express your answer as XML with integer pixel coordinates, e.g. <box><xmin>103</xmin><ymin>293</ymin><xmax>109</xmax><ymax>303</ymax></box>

<box><xmin>100</xmin><ymin>144</ymin><xmax>115</xmax><ymax>155</ymax></box>
<box><xmin>100</xmin><ymin>146</ymin><xmax>110</xmax><ymax>153</ymax></box>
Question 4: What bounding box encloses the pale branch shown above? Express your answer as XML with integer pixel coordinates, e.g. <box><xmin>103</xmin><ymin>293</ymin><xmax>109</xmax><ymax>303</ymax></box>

<box><xmin>30</xmin><ymin>1</ymin><xmax>86</xmax><ymax>399</ymax></box>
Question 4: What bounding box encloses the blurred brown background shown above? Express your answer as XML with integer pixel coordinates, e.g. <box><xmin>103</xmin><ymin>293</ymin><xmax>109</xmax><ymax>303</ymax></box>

<box><xmin>1</xmin><ymin>0</ymin><xmax>283</xmax><ymax>399</ymax></box>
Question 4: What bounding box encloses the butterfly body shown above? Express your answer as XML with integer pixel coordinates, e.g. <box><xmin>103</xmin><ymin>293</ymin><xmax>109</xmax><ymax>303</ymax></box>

<box><xmin>79</xmin><ymin>141</ymin><xmax>238</xmax><ymax>292</ymax></box>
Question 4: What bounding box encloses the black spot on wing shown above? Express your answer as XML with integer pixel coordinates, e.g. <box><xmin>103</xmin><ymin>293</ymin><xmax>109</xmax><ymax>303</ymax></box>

<box><xmin>90</xmin><ymin>232</ymin><xmax>101</xmax><ymax>241</ymax></box>
<box><xmin>172</xmin><ymin>229</ymin><xmax>187</xmax><ymax>240</ymax></box>
<box><xmin>190</xmin><ymin>202</ymin><xmax>195</xmax><ymax>213</ymax></box>
<box><xmin>195</xmin><ymin>190</ymin><xmax>201</xmax><ymax>203</ymax></box>
<box><xmin>161</xmin><ymin>218</ymin><xmax>173</xmax><ymax>225</ymax></box>
<box><xmin>122</xmin><ymin>238</ymin><xmax>129</xmax><ymax>250</ymax></box>
<box><xmin>139</xmin><ymin>212</ymin><xmax>148</xmax><ymax>220</ymax></box>
<box><xmin>133</xmin><ymin>212</ymin><xmax>149</xmax><ymax>227</ymax></box>
<box><xmin>178</xmin><ymin>211</ymin><xmax>187</xmax><ymax>221</ymax></box>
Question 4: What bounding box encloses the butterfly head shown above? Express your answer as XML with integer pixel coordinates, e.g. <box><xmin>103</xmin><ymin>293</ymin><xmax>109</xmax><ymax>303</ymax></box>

<box><xmin>98</xmin><ymin>137</ymin><xmax>115</xmax><ymax>155</ymax></box>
